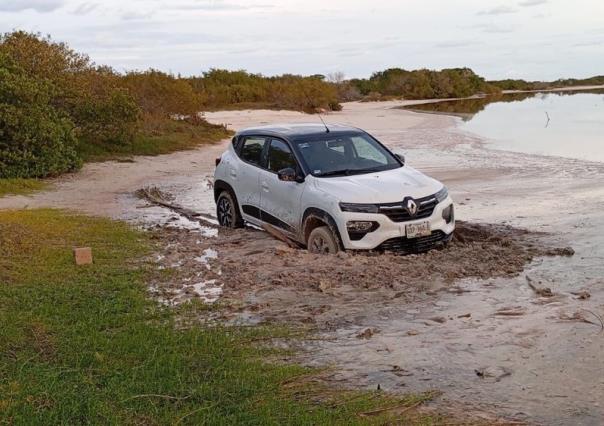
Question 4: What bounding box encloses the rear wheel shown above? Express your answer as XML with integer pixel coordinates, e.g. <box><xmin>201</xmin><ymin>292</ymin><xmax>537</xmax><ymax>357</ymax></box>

<box><xmin>216</xmin><ymin>191</ymin><xmax>243</xmax><ymax>228</ymax></box>
<box><xmin>307</xmin><ymin>226</ymin><xmax>339</xmax><ymax>254</ymax></box>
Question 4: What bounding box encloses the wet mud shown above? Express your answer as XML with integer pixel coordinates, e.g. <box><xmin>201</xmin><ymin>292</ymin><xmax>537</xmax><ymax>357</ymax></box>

<box><xmin>150</xmin><ymin>217</ymin><xmax>574</xmax><ymax>327</ymax></box>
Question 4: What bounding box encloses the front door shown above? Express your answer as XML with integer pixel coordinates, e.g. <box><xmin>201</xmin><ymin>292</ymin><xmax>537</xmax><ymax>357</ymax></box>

<box><xmin>258</xmin><ymin>138</ymin><xmax>306</xmax><ymax>234</ymax></box>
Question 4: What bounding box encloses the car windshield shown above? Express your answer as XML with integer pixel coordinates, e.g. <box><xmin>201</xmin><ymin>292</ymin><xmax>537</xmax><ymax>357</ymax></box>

<box><xmin>294</xmin><ymin>133</ymin><xmax>401</xmax><ymax>177</ymax></box>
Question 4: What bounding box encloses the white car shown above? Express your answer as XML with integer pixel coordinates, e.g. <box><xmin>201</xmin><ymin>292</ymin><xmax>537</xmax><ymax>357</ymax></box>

<box><xmin>213</xmin><ymin>123</ymin><xmax>454</xmax><ymax>254</ymax></box>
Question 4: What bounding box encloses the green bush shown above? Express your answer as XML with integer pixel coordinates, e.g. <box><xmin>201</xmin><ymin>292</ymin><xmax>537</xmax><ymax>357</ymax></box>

<box><xmin>0</xmin><ymin>32</ymin><xmax>141</xmax><ymax>150</ymax></box>
<box><xmin>0</xmin><ymin>54</ymin><xmax>80</xmax><ymax>178</ymax></box>
<box><xmin>73</xmin><ymin>79</ymin><xmax>140</xmax><ymax>149</ymax></box>
<box><xmin>121</xmin><ymin>69</ymin><xmax>205</xmax><ymax>117</ymax></box>
<box><xmin>351</xmin><ymin>67</ymin><xmax>501</xmax><ymax>99</ymax></box>
<box><xmin>189</xmin><ymin>69</ymin><xmax>342</xmax><ymax>112</ymax></box>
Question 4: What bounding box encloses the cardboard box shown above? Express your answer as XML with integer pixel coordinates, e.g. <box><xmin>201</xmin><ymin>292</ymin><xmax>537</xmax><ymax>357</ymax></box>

<box><xmin>73</xmin><ymin>247</ymin><xmax>93</xmax><ymax>265</ymax></box>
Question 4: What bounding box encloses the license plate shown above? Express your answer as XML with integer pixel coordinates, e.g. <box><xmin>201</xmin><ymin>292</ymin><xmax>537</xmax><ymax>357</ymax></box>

<box><xmin>405</xmin><ymin>221</ymin><xmax>431</xmax><ymax>239</ymax></box>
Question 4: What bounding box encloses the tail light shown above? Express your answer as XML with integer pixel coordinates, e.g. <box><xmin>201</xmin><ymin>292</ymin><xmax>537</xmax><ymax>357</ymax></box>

<box><xmin>215</xmin><ymin>156</ymin><xmax>221</xmax><ymax>167</ymax></box>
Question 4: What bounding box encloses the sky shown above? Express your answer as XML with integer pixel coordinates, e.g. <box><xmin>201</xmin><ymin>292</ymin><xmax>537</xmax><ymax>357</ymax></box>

<box><xmin>2</xmin><ymin>0</ymin><xmax>603</xmax><ymax>80</ymax></box>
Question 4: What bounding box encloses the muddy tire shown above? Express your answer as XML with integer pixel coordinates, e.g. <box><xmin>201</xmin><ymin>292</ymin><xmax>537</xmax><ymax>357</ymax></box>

<box><xmin>307</xmin><ymin>226</ymin><xmax>339</xmax><ymax>254</ymax></box>
<box><xmin>216</xmin><ymin>191</ymin><xmax>243</xmax><ymax>228</ymax></box>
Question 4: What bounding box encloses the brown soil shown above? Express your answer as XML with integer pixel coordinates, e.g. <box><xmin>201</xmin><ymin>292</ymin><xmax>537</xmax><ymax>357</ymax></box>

<box><xmin>151</xmin><ymin>220</ymin><xmax>572</xmax><ymax>328</ymax></box>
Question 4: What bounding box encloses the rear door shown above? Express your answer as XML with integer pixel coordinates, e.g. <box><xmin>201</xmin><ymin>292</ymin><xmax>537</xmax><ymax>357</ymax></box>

<box><xmin>232</xmin><ymin>136</ymin><xmax>267</xmax><ymax>222</ymax></box>
<box><xmin>258</xmin><ymin>138</ymin><xmax>306</xmax><ymax>234</ymax></box>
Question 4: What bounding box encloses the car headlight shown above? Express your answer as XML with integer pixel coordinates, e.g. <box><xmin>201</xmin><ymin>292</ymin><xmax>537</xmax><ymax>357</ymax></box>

<box><xmin>339</xmin><ymin>202</ymin><xmax>379</xmax><ymax>213</ymax></box>
<box><xmin>435</xmin><ymin>186</ymin><xmax>448</xmax><ymax>203</ymax></box>
<box><xmin>346</xmin><ymin>221</ymin><xmax>379</xmax><ymax>232</ymax></box>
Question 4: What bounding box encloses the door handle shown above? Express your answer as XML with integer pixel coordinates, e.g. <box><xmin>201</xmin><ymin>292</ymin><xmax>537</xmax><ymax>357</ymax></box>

<box><xmin>261</xmin><ymin>181</ymin><xmax>269</xmax><ymax>192</ymax></box>
<box><xmin>230</xmin><ymin>169</ymin><xmax>237</xmax><ymax>177</ymax></box>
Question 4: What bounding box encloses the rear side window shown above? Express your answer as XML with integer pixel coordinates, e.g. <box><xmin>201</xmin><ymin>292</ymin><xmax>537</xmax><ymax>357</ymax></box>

<box><xmin>240</xmin><ymin>137</ymin><xmax>266</xmax><ymax>166</ymax></box>
<box><xmin>267</xmin><ymin>139</ymin><xmax>296</xmax><ymax>172</ymax></box>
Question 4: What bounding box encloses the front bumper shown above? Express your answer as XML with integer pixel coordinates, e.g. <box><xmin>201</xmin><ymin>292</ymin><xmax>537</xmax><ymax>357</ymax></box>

<box><xmin>336</xmin><ymin>196</ymin><xmax>455</xmax><ymax>251</ymax></box>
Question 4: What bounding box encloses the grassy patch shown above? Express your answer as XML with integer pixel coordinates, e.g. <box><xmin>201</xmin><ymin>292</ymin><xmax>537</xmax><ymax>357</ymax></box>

<box><xmin>0</xmin><ymin>210</ymin><xmax>443</xmax><ymax>424</ymax></box>
<box><xmin>0</xmin><ymin>179</ymin><xmax>47</xmax><ymax>197</ymax></box>
<box><xmin>78</xmin><ymin>118</ymin><xmax>231</xmax><ymax>162</ymax></box>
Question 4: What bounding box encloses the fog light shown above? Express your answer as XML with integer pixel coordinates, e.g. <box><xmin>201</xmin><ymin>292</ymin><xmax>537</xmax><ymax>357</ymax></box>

<box><xmin>346</xmin><ymin>221</ymin><xmax>377</xmax><ymax>232</ymax></box>
<box><xmin>442</xmin><ymin>204</ymin><xmax>454</xmax><ymax>224</ymax></box>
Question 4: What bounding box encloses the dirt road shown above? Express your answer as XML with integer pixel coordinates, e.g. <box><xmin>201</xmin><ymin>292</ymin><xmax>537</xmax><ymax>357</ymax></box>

<box><xmin>2</xmin><ymin>101</ymin><xmax>604</xmax><ymax>425</ymax></box>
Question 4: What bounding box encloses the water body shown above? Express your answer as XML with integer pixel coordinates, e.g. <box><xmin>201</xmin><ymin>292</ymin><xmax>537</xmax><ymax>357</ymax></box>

<box><xmin>404</xmin><ymin>89</ymin><xmax>604</xmax><ymax>163</ymax></box>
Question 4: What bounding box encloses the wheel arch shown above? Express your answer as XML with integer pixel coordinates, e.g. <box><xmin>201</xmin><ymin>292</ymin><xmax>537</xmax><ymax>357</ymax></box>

<box><xmin>301</xmin><ymin>207</ymin><xmax>344</xmax><ymax>249</ymax></box>
<box><xmin>214</xmin><ymin>179</ymin><xmax>236</xmax><ymax>201</ymax></box>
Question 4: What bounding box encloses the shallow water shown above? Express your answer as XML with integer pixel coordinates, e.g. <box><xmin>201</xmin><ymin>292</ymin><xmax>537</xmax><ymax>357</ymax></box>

<box><xmin>405</xmin><ymin>90</ymin><xmax>604</xmax><ymax>163</ymax></box>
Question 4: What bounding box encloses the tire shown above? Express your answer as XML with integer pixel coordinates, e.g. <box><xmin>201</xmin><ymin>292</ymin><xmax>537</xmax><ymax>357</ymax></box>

<box><xmin>307</xmin><ymin>226</ymin><xmax>340</xmax><ymax>254</ymax></box>
<box><xmin>216</xmin><ymin>191</ymin><xmax>243</xmax><ymax>228</ymax></box>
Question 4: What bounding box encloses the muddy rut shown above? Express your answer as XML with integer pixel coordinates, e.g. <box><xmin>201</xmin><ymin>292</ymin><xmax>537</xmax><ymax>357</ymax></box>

<box><xmin>151</xmin><ymin>219</ymin><xmax>573</xmax><ymax>329</ymax></box>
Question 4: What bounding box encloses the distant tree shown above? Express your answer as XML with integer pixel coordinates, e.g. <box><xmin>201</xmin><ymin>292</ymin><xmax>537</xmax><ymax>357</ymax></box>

<box><xmin>327</xmin><ymin>71</ymin><xmax>346</xmax><ymax>84</ymax></box>
<box><xmin>350</xmin><ymin>67</ymin><xmax>501</xmax><ymax>100</ymax></box>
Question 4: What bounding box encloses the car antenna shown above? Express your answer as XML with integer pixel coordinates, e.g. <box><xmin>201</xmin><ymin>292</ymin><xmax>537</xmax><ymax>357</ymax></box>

<box><xmin>317</xmin><ymin>112</ymin><xmax>330</xmax><ymax>133</ymax></box>
<box><xmin>303</xmin><ymin>90</ymin><xmax>330</xmax><ymax>133</ymax></box>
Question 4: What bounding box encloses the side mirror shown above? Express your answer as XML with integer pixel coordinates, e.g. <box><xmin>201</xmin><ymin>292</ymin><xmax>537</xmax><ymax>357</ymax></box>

<box><xmin>395</xmin><ymin>153</ymin><xmax>405</xmax><ymax>165</ymax></box>
<box><xmin>278</xmin><ymin>168</ymin><xmax>300</xmax><ymax>182</ymax></box>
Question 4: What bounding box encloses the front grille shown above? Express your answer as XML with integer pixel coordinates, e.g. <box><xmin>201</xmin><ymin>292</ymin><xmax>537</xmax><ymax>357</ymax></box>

<box><xmin>376</xmin><ymin>230</ymin><xmax>450</xmax><ymax>254</ymax></box>
<box><xmin>378</xmin><ymin>194</ymin><xmax>438</xmax><ymax>222</ymax></box>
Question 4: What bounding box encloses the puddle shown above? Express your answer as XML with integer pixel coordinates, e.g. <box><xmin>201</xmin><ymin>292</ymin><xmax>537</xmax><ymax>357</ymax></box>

<box><xmin>190</xmin><ymin>280</ymin><xmax>223</xmax><ymax>303</ymax></box>
<box><xmin>195</xmin><ymin>248</ymin><xmax>218</xmax><ymax>268</ymax></box>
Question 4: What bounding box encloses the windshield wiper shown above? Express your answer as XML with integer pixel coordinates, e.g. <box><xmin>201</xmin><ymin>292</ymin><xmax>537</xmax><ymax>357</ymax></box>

<box><xmin>316</xmin><ymin>165</ymin><xmax>392</xmax><ymax>177</ymax></box>
<box><xmin>353</xmin><ymin>166</ymin><xmax>384</xmax><ymax>174</ymax></box>
<box><xmin>315</xmin><ymin>169</ymin><xmax>355</xmax><ymax>177</ymax></box>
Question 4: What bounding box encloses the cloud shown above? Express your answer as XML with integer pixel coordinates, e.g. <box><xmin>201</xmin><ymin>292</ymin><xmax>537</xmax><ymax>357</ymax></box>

<box><xmin>121</xmin><ymin>10</ymin><xmax>154</xmax><ymax>20</ymax></box>
<box><xmin>0</xmin><ymin>0</ymin><xmax>64</xmax><ymax>13</ymax></box>
<box><xmin>518</xmin><ymin>0</ymin><xmax>548</xmax><ymax>6</ymax></box>
<box><xmin>467</xmin><ymin>23</ymin><xmax>514</xmax><ymax>34</ymax></box>
<box><xmin>166</xmin><ymin>1</ymin><xmax>272</xmax><ymax>11</ymax></box>
<box><xmin>477</xmin><ymin>5</ymin><xmax>517</xmax><ymax>15</ymax></box>
<box><xmin>573</xmin><ymin>40</ymin><xmax>603</xmax><ymax>47</ymax></box>
<box><xmin>72</xmin><ymin>2</ymin><xmax>99</xmax><ymax>15</ymax></box>
<box><xmin>435</xmin><ymin>40</ymin><xmax>480</xmax><ymax>48</ymax></box>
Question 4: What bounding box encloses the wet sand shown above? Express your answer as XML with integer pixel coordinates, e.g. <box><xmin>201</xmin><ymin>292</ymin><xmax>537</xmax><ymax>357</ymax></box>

<box><xmin>2</xmin><ymin>101</ymin><xmax>604</xmax><ymax>424</ymax></box>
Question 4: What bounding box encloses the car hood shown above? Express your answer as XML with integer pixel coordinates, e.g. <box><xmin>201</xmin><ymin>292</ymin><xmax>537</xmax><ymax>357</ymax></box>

<box><xmin>312</xmin><ymin>166</ymin><xmax>443</xmax><ymax>204</ymax></box>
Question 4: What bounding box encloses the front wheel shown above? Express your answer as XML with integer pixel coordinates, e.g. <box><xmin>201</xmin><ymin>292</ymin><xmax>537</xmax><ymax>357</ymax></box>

<box><xmin>216</xmin><ymin>191</ymin><xmax>243</xmax><ymax>228</ymax></box>
<box><xmin>307</xmin><ymin>226</ymin><xmax>339</xmax><ymax>254</ymax></box>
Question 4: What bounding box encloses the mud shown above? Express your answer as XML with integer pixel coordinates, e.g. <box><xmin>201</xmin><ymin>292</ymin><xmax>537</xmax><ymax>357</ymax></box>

<box><xmin>148</xmin><ymin>217</ymin><xmax>572</xmax><ymax>328</ymax></box>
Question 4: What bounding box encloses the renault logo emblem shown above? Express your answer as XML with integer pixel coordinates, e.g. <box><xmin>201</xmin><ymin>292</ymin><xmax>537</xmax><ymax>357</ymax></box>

<box><xmin>405</xmin><ymin>198</ymin><xmax>418</xmax><ymax>216</ymax></box>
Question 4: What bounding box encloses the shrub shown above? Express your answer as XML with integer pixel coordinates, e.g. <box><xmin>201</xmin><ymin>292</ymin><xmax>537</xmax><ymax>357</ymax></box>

<box><xmin>0</xmin><ymin>54</ymin><xmax>81</xmax><ymax>178</ymax></box>
<box><xmin>350</xmin><ymin>67</ymin><xmax>501</xmax><ymax>100</ymax></box>
<box><xmin>121</xmin><ymin>70</ymin><xmax>205</xmax><ymax>118</ymax></box>
<box><xmin>0</xmin><ymin>31</ymin><xmax>141</xmax><ymax>151</ymax></box>
<box><xmin>189</xmin><ymin>69</ymin><xmax>342</xmax><ymax>112</ymax></box>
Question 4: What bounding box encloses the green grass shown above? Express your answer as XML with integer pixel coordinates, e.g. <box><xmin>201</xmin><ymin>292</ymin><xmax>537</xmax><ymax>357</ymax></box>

<box><xmin>78</xmin><ymin>118</ymin><xmax>232</xmax><ymax>162</ymax></box>
<box><xmin>0</xmin><ymin>210</ymin><xmax>442</xmax><ymax>425</ymax></box>
<box><xmin>0</xmin><ymin>179</ymin><xmax>47</xmax><ymax>198</ymax></box>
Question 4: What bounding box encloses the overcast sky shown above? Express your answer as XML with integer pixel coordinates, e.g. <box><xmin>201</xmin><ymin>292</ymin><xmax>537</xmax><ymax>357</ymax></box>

<box><xmin>2</xmin><ymin>0</ymin><xmax>603</xmax><ymax>80</ymax></box>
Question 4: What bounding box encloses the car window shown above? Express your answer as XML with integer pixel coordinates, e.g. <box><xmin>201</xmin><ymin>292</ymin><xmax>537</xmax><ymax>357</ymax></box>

<box><xmin>351</xmin><ymin>136</ymin><xmax>388</xmax><ymax>164</ymax></box>
<box><xmin>240</xmin><ymin>137</ymin><xmax>266</xmax><ymax>166</ymax></box>
<box><xmin>267</xmin><ymin>139</ymin><xmax>297</xmax><ymax>172</ymax></box>
<box><xmin>294</xmin><ymin>133</ymin><xmax>399</xmax><ymax>177</ymax></box>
